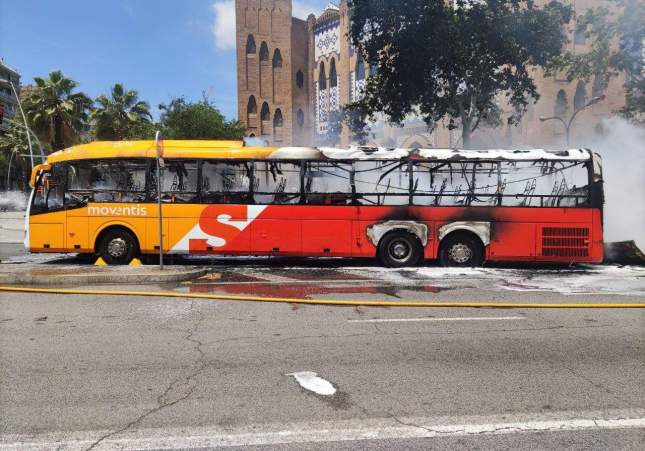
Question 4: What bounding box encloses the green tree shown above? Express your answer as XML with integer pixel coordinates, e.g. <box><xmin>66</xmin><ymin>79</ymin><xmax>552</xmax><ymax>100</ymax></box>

<box><xmin>346</xmin><ymin>0</ymin><xmax>571</xmax><ymax>147</ymax></box>
<box><xmin>91</xmin><ymin>83</ymin><xmax>152</xmax><ymax>140</ymax></box>
<box><xmin>326</xmin><ymin>110</ymin><xmax>344</xmax><ymax>146</ymax></box>
<box><xmin>159</xmin><ymin>97</ymin><xmax>246</xmax><ymax>140</ymax></box>
<box><xmin>554</xmin><ymin>0</ymin><xmax>645</xmax><ymax>123</ymax></box>
<box><xmin>22</xmin><ymin>70</ymin><xmax>92</xmax><ymax>151</ymax></box>
<box><xmin>0</xmin><ymin>120</ymin><xmax>33</xmax><ymax>190</ymax></box>
<box><xmin>341</xmin><ymin>107</ymin><xmax>370</xmax><ymax>145</ymax></box>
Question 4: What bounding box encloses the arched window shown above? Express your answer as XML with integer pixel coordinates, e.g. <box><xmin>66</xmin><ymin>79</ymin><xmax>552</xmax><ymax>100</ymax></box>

<box><xmin>261</xmin><ymin>102</ymin><xmax>270</xmax><ymax>121</ymax></box>
<box><xmin>260</xmin><ymin>102</ymin><xmax>270</xmax><ymax>136</ymax></box>
<box><xmin>272</xmin><ymin>49</ymin><xmax>283</xmax><ymax>68</ymax></box>
<box><xmin>296</xmin><ymin>70</ymin><xmax>304</xmax><ymax>88</ymax></box>
<box><xmin>246</xmin><ymin>35</ymin><xmax>256</xmax><ymax>54</ymax></box>
<box><xmin>297</xmin><ymin>109</ymin><xmax>304</xmax><ymax>127</ymax></box>
<box><xmin>554</xmin><ymin>89</ymin><xmax>568</xmax><ymax>117</ymax></box>
<box><xmin>356</xmin><ymin>54</ymin><xmax>365</xmax><ymax>81</ymax></box>
<box><xmin>592</xmin><ymin>74</ymin><xmax>604</xmax><ymax>98</ymax></box>
<box><xmin>329</xmin><ymin>58</ymin><xmax>338</xmax><ymax>88</ymax></box>
<box><xmin>245</xmin><ymin>35</ymin><xmax>257</xmax><ymax>90</ymax></box>
<box><xmin>247</xmin><ymin>95</ymin><xmax>257</xmax><ymax>115</ymax></box>
<box><xmin>259</xmin><ymin>42</ymin><xmax>270</xmax><ymax>97</ymax></box>
<box><xmin>273</xmin><ymin>108</ymin><xmax>284</xmax><ymax>142</ymax></box>
<box><xmin>274</xmin><ymin>109</ymin><xmax>283</xmax><ymax>127</ymax></box>
<box><xmin>574</xmin><ymin>81</ymin><xmax>587</xmax><ymax>111</ymax></box>
<box><xmin>369</xmin><ymin>62</ymin><xmax>378</xmax><ymax>77</ymax></box>
<box><xmin>259</xmin><ymin>42</ymin><xmax>269</xmax><ymax>61</ymax></box>
<box><xmin>318</xmin><ymin>61</ymin><xmax>327</xmax><ymax>90</ymax></box>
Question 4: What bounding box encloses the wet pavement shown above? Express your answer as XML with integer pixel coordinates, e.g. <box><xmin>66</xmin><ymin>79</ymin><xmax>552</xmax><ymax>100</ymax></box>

<box><xmin>164</xmin><ymin>262</ymin><xmax>645</xmax><ymax>299</ymax></box>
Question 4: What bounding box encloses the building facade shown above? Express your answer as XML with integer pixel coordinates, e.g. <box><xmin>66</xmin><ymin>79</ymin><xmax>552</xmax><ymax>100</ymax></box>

<box><xmin>236</xmin><ymin>0</ymin><xmax>627</xmax><ymax>148</ymax></box>
<box><xmin>0</xmin><ymin>58</ymin><xmax>21</xmax><ymax>135</ymax></box>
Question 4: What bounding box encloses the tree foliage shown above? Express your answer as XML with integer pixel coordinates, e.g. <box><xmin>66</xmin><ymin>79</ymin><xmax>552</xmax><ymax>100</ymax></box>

<box><xmin>325</xmin><ymin>110</ymin><xmax>344</xmax><ymax>146</ymax></box>
<box><xmin>22</xmin><ymin>70</ymin><xmax>92</xmax><ymax>151</ymax></box>
<box><xmin>158</xmin><ymin>97</ymin><xmax>246</xmax><ymax>140</ymax></box>
<box><xmin>91</xmin><ymin>83</ymin><xmax>152</xmax><ymax>140</ymax></box>
<box><xmin>0</xmin><ymin>120</ymin><xmax>34</xmax><ymax>190</ymax></box>
<box><xmin>346</xmin><ymin>0</ymin><xmax>571</xmax><ymax>147</ymax></box>
<box><xmin>554</xmin><ymin>0</ymin><xmax>645</xmax><ymax>124</ymax></box>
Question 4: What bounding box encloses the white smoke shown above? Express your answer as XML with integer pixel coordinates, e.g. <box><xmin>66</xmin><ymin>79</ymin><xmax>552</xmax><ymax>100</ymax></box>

<box><xmin>0</xmin><ymin>190</ymin><xmax>27</xmax><ymax>211</ymax></box>
<box><xmin>579</xmin><ymin>117</ymin><xmax>645</xmax><ymax>251</ymax></box>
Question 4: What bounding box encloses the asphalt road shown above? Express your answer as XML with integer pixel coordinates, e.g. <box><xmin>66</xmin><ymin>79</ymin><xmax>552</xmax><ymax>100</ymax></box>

<box><xmin>1</xmin><ymin>269</ymin><xmax>644</xmax><ymax>450</ymax></box>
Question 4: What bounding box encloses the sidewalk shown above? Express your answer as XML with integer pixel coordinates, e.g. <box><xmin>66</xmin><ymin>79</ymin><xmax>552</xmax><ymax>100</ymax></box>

<box><xmin>0</xmin><ymin>264</ymin><xmax>207</xmax><ymax>286</ymax></box>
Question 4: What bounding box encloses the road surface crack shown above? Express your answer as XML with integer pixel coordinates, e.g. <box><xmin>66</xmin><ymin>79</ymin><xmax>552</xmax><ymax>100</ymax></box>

<box><xmin>84</xmin><ymin>300</ymin><xmax>206</xmax><ymax>451</ymax></box>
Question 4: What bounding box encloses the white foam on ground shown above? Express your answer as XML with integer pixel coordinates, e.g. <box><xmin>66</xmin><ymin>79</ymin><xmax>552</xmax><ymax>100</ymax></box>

<box><xmin>287</xmin><ymin>371</ymin><xmax>337</xmax><ymax>396</ymax></box>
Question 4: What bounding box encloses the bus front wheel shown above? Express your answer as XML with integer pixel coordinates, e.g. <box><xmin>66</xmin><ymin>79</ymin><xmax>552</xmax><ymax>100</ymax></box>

<box><xmin>98</xmin><ymin>228</ymin><xmax>138</xmax><ymax>265</ymax></box>
<box><xmin>439</xmin><ymin>233</ymin><xmax>484</xmax><ymax>267</ymax></box>
<box><xmin>377</xmin><ymin>231</ymin><xmax>424</xmax><ymax>268</ymax></box>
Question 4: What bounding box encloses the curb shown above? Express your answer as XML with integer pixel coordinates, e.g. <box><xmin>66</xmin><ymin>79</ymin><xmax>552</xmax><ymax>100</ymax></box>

<box><xmin>0</xmin><ymin>266</ymin><xmax>207</xmax><ymax>286</ymax></box>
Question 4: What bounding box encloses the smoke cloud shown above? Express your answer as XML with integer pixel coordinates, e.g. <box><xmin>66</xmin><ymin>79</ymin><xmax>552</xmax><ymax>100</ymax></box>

<box><xmin>579</xmin><ymin>117</ymin><xmax>645</xmax><ymax>251</ymax></box>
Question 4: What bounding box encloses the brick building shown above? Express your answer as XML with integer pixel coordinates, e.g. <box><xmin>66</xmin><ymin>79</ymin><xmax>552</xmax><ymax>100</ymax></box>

<box><xmin>236</xmin><ymin>0</ymin><xmax>627</xmax><ymax>148</ymax></box>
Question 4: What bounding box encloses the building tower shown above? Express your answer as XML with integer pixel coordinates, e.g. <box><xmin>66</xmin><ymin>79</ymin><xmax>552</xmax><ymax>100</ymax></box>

<box><xmin>235</xmin><ymin>0</ymin><xmax>312</xmax><ymax>146</ymax></box>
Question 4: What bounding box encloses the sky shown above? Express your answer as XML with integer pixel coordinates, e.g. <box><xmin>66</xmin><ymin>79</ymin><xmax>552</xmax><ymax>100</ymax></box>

<box><xmin>0</xmin><ymin>0</ymin><xmax>330</xmax><ymax>120</ymax></box>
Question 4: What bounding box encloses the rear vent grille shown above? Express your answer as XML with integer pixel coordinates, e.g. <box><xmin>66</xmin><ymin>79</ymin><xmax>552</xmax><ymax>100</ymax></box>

<box><xmin>541</xmin><ymin>227</ymin><xmax>589</xmax><ymax>258</ymax></box>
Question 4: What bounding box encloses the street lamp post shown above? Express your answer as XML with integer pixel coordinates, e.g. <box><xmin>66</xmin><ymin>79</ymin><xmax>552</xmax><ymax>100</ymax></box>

<box><xmin>539</xmin><ymin>95</ymin><xmax>605</xmax><ymax>146</ymax></box>
<box><xmin>0</xmin><ymin>77</ymin><xmax>37</xmax><ymax>167</ymax></box>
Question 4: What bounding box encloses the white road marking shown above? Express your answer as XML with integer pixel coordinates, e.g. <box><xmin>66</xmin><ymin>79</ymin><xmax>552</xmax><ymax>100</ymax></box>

<box><xmin>287</xmin><ymin>371</ymin><xmax>337</xmax><ymax>396</ymax></box>
<box><xmin>2</xmin><ymin>410</ymin><xmax>643</xmax><ymax>450</ymax></box>
<box><xmin>348</xmin><ymin>316</ymin><xmax>526</xmax><ymax>323</ymax></box>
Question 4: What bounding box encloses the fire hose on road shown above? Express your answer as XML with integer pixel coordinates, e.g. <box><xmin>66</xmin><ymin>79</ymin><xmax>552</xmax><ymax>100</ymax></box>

<box><xmin>0</xmin><ymin>285</ymin><xmax>644</xmax><ymax>308</ymax></box>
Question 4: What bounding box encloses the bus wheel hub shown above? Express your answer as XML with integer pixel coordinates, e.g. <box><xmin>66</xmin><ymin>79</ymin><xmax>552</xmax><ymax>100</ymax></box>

<box><xmin>107</xmin><ymin>238</ymin><xmax>128</xmax><ymax>258</ymax></box>
<box><xmin>391</xmin><ymin>242</ymin><xmax>410</xmax><ymax>259</ymax></box>
<box><xmin>449</xmin><ymin>243</ymin><xmax>472</xmax><ymax>263</ymax></box>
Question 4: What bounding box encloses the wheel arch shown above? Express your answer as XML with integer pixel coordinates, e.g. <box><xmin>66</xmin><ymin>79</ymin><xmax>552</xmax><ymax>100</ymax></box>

<box><xmin>438</xmin><ymin>221</ymin><xmax>490</xmax><ymax>248</ymax></box>
<box><xmin>93</xmin><ymin>223</ymin><xmax>140</xmax><ymax>253</ymax></box>
<box><xmin>367</xmin><ymin>221</ymin><xmax>429</xmax><ymax>248</ymax></box>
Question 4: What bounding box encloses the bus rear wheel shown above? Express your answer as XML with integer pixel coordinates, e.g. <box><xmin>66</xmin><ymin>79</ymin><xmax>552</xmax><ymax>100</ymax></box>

<box><xmin>98</xmin><ymin>229</ymin><xmax>138</xmax><ymax>265</ymax></box>
<box><xmin>378</xmin><ymin>232</ymin><xmax>423</xmax><ymax>268</ymax></box>
<box><xmin>439</xmin><ymin>233</ymin><xmax>484</xmax><ymax>267</ymax></box>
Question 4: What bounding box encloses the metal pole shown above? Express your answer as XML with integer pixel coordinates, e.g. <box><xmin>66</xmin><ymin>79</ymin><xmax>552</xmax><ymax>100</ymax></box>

<box><xmin>7</xmin><ymin>80</ymin><xmax>34</xmax><ymax>168</ymax></box>
<box><xmin>155</xmin><ymin>131</ymin><xmax>164</xmax><ymax>270</ymax></box>
<box><xmin>6</xmin><ymin>149</ymin><xmax>16</xmax><ymax>190</ymax></box>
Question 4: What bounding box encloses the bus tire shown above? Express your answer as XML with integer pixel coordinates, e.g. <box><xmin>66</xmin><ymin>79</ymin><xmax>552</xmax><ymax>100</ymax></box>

<box><xmin>439</xmin><ymin>232</ymin><xmax>484</xmax><ymax>267</ymax></box>
<box><xmin>377</xmin><ymin>231</ymin><xmax>424</xmax><ymax>268</ymax></box>
<box><xmin>98</xmin><ymin>228</ymin><xmax>138</xmax><ymax>265</ymax></box>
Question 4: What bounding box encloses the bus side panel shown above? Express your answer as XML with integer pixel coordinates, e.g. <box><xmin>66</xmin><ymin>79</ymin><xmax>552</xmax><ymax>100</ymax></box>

<box><xmin>591</xmin><ymin>209</ymin><xmax>604</xmax><ymax>263</ymax></box>
<box><xmin>66</xmin><ymin>207</ymin><xmax>90</xmax><ymax>252</ymax></box>
<box><xmin>488</xmin><ymin>223</ymin><xmax>537</xmax><ymax>261</ymax></box>
<box><xmin>29</xmin><ymin>211</ymin><xmax>66</xmax><ymax>252</ymax></box>
<box><xmin>249</xmin><ymin>206</ymin><xmax>301</xmax><ymax>255</ymax></box>
<box><xmin>300</xmin><ymin>206</ymin><xmax>354</xmax><ymax>257</ymax></box>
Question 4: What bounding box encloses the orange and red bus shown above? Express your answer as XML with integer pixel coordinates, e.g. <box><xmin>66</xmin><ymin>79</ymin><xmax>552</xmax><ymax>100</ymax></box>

<box><xmin>26</xmin><ymin>140</ymin><xmax>604</xmax><ymax>266</ymax></box>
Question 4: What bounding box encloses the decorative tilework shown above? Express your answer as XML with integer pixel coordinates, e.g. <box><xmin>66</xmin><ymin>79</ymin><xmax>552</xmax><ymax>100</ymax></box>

<box><xmin>314</xmin><ymin>23</ymin><xmax>340</xmax><ymax>60</ymax></box>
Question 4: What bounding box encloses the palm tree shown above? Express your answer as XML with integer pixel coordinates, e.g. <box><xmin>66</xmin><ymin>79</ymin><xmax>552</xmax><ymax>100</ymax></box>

<box><xmin>91</xmin><ymin>84</ymin><xmax>152</xmax><ymax>140</ymax></box>
<box><xmin>0</xmin><ymin>120</ymin><xmax>33</xmax><ymax>190</ymax></box>
<box><xmin>22</xmin><ymin>71</ymin><xmax>92</xmax><ymax>151</ymax></box>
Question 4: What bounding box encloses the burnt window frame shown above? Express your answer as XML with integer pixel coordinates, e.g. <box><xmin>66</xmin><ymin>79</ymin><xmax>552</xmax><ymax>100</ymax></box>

<box><xmin>200</xmin><ymin>159</ymin><xmax>253</xmax><ymax>205</ymax></box>
<box><xmin>410</xmin><ymin>159</ymin><xmax>593</xmax><ymax>208</ymax></box>
<box><xmin>64</xmin><ymin>158</ymin><xmax>149</xmax><ymax>206</ymax></box>
<box><xmin>148</xmin><ymin>159</ymin><xmax>200</xmax><ymax>204</ymax></box>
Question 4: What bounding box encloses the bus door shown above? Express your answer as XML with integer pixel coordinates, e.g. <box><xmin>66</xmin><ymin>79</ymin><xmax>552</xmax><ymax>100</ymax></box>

<box><xmin>29</xmin><ymin>164</ymin><xmax>66</xmax><ymax>251</ymax></box>
<box><xmin>65</xmin><ymin>162</ymin><xmax>90</xmax><ymax>252</ymax></box>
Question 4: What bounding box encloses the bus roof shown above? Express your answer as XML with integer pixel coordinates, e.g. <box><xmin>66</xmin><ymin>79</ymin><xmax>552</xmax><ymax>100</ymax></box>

<box><xmin>45</xmin><ymin>140</ymin><xmax>592</xmax><ymax>163</ymax></box>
